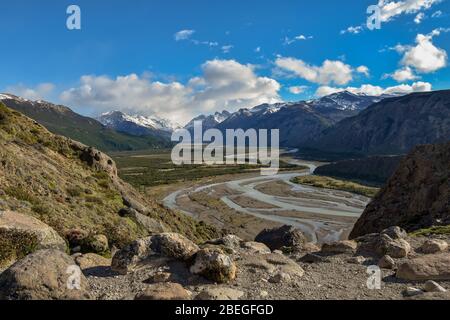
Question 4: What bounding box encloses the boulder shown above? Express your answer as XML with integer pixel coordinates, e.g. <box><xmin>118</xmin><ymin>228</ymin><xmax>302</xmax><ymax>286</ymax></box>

<box><xmin>404</xmin><ymin>287</ymin><xmax>424</xmax><ymax>297</ymax></box>
<box><xmin>207</xmin><ymin>235</ymin><xmax>242</xmax><ymax>249</ymax></box>
<box><xmin>0</xmin><ymin>249</ymin><xmax>91</xmax><ymax>300</ymax></box>
<box><xmin>148</xmin><ymin>271</ymin><xmax>172</xmax><ymax>283</ymax></box>
<box><xmin>321</xmin><ymin>240</ymin><xmax>357</xmax><ymax>254</ymax></box>
<box><xmin>385</xmin><ymin>239</ymin><xmax>411</xmax><ymax>258</ymax></box>
<box><xmin>269</xmin><ymin>272</ymin><xmax>291</xmax><ymax>283</ymax></box>
<box><xmin>424</xmin><ymin>280</ymin><xmax>447</xmax><ymax>293</ymax></box>
<box><xmin>255</xmin><ymin>225</ymin><xmax>306</xmax><ymax>251</ymax></box>
<box><xmin>378</xmin><ymin>255</ymin><xmax>396</xmax><ymax>269</ymax></box>
<box><xmin>195</xmin><ymin>287</ymin><xmax>244</xmax><ymax>300</ymax></box>
<box><xmin>0</xmin><ymin>211</ymin><xmax>66</xmax><ymax>266</ymax></box>
<box><xmin>111</xmin><ymin>237</ymin><xmax>153</xmax><ymax>275</ymax></box>
<box><xmin>418</xmin><ymin>239</ymin><xmax>448</xmax><ymax>254</ymax></box>
<box><xmin>241</xmin><ymin>241</ymin><xmax>271</xmax><ymax>254</ymax></box>
<box><xmin>88</xmin><ymin>234</ymin><xmax>109</xmax><ymax>254</ymax></box>
<box><xmin>111</xmin><ymin>233</ymin><xmax>199</xmax><ymax>275</ymax></box>
<box><xmin>135</xmin><ymin>282</ymin><xmax>191</xmax><ymax>300</ymax></box>
<box><xmin>118</xmin><ymin>207</ymin><xmax>167</xmax><ymax>233</ymax></box>
<box><xmin>381</xmin><ymin>226</ymin><xmax>407</xmax><ymax>239</ymax></box>
<box><xmin>74</xmin><ymin>253</ymin><xmax>111</xmax><ymax>271</ymax></box>
<box><xmin>150</xmin><ymin>233</ymin><xmax>199</xmax><ymax>261</ymax></box>
<box><xmin>190</xmin><ymin>248</ymin><xmax>237</xmax><ymax>283</ymax></box>
<box><xmin>397</xmin><ymin>253</ymin><xmax>450</xmax><ymax>281</ymax></box>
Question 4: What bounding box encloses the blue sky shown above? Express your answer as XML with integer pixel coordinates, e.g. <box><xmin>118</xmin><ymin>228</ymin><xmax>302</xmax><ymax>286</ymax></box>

<box><xmin>0</xmin><ymin>0</ymin><xmax>449</xmax><ymax>124</ymax></box>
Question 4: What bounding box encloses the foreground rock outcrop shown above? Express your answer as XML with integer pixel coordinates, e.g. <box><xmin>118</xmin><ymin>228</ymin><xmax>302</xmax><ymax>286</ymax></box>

<box><xmin>0</xmin><ymin>249</ymin><xmax>91</xmax><ymax>300</ymax></box>
<box><xmin>350</xmin><ymin>142</ymin><xmax>450</xmax><ymax>238</ymax></box>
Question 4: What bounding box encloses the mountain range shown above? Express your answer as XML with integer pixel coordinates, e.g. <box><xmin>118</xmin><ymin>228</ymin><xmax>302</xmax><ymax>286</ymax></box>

<box><xmin>304</xmin><ymin>90</ymin><xmax>450</xmax><ymax>158</ymax></box>
<box><xmin>0</xmin><ymin>94</ymin><xmax>171</xmax><ymax>152</ymax></box>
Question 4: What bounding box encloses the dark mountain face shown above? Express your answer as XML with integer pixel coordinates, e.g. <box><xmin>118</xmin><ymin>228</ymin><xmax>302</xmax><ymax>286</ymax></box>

<box><xmin>350</xmin><ymin>141</ymin><xmax>450</xmax><ymax>238</ymax></box>
<box><xmin>185</xmin><ymin>92</ymin><xmax>382</xmax><ymax>148</ymax></box>
<box><xmin>0</xmin><ymin>94</ymin><xmax>170</xmax><ymax>152</ymax></box>
<box><xmin>305</xmin><ymin>90</ymin><xmax>450</xmax><ymax>158</ymax></box>
<box><xmin>217</xmin><ymin>103</ymin><xmax>332</xmax><ymax>147</ymax></box>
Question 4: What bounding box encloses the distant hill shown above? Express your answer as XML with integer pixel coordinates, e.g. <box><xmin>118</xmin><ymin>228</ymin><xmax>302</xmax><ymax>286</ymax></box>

<box><xmin>0</xmin><ymin>94</ymin><xmax>170</xmax><ymax>152</ymax></box>
<box><xmin>314</xmin><ymin>155</ymin><xmax>403</xmax><ymax>186</ymax></box>
<box><xmin>350</xmin><ymin>141</ymin><xmax>450</xmax><ymax>238</ymax></box>
<box><xmin>304</xmin><ymin>90</ymin><xmax>450</xmax><ymax>158</ymax></box>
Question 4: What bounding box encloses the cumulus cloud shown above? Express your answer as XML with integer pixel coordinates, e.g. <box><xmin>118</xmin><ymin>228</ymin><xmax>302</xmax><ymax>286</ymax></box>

<box><xmin>378</xmin><ymin>0</ymin><xmax>441</xmax><ymax>22</ymax></box>
<box><xmin>356</xmin><ymin>65</ymin><xmax>370</xmax><ymax>76</ymax></box>
<box><xmin>4</xmin><ymin>83</ymin><xmax>55</xmax><ymax>101</ymax></box>
<box><xmin>288</xmin><ymin>86</ymin><xmax>308</xmax><ymax>94</ymax></box>
<box><xmin>315</xmin><ymin>81</ymin><xmax>432</xmax><ymax>97</ymax></box>
<box><xmin>400</xmin><ymin>31</ymin><xmax>447</xmax><ymax>73</ymax></box>
<box><xmin>275</xmin><ymin>57</ymin><xmax>354</xmax><ymax>86</ymax></box>
<box><xmin>60</xmin><ymin>60</ymin><xmax>281</xmax><ymax>124</ymax></box>
<box><xmin>174</xmin><ymin>29</ymin><xmax>195</xmax><ymax>41</ymax></box>
<box><xmin>386</xmin><ymin>66</ymin><xmax>419</xmax><ymax>81</ymax></box>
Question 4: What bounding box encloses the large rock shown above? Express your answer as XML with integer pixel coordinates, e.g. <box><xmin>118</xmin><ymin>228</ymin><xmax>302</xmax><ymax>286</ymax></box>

<box><xmin>0</xmin><ymin>249</ymin><xmax>91</xmax><ymax>300</ymax></box>
<box><xmin>321</xmin><ymin>240</ymin><xmax>357</xmax><ymax>254</ymax></box>
<box><xmin>118</xmin><ymin>207</ymin><xmax>167</xmax><ymax>234</ymax></box>
<box><xmin>350</xmin><ymin>142</ymin><xmax>450</xmax><ymax>238</ymax></box>
<box><xmin>385</xmin><ymin>239</ymin><xmax>411</xmax><ymax>258</ymax></box>
<box><xmin>0</xmin><ymin>211</ymin><xmax>66</xmax><ymax>251</ymax></box>
<box><xmin>111</xmin><ymin>233</ymin><xmax>199</xmax><ymax>275</ymax></box>
<box><xmin>418</xmin><ymin>239</ymin><xmax>448</xmax><ymax>254</ymax></box>
<box><xmin>135</xmin><ymin>282</ymin><xmax>191</xmax><ymax>300</ymax></box>
<box><xmin>397</xmin><ymin>253</ymin><xmax>450</xmax><ymax>281</ymax></box>
<box><xmin>206</xmin><ymin>235</ymin><xmax>243</xmax><ymax>250</ymax></box>
<box><xmin>356</xmin><ymin>233</ymin><xmax>410</xmax><ymax>258</ymax></box>
<box><xmin>378</xmin><ymin>255</ymin><xmax>396</xmax><ymax>269</ymax></box>
<box><xmin>190</xmin><ymin>248</ymin><xmax>237</xmax><ymax>283</ymax></box>
<box><xmin>255</xmin><ymin>225</ymin><xmax>306</xmax><ymax>251</ymax></box>
<box><xmin>195</xmin><ymin>287</ymin><xmax>244</xmax><ymax>300</ymax></box>
<box><xmin>74</xmin><ymin>253</ymin><xmax>111</xmax><ymax>271</ymax></box>
<box><xmin>241</xmin><ymin>241</ymin><xmax>271</xmax><ymax>254</ymax></box>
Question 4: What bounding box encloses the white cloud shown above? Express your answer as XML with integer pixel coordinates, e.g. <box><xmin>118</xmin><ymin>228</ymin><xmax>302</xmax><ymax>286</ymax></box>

<box><xmin>283</xmin><ymin>34</ymin><xmax>313</xmax><ymax>45</ymax></box>
<box><xmin>255</xmin><ymin>47</ymin><xmax>261</xmax><ymax>53</ymax></box>
<box><xmin>400</xmin><ymin>32</ymin><xmax>447</xmax><ymax>73</ymax></box>
<box><xmin>356</xmin><ymin>65</ymin><xmax>370</xmax><ymax>76</ymax></box>
<box><xmin>340</xmin><ymin>26</ymin><xmax>363</xmax><ymax>35</ymax></box>
<box><xmin>315</xmin><ymin>81</ymin><xmax>432</xmax><ymax>97</ymax></box>
<box><xmin>174</xmin><ymin>29</ymin><xmax>195</xmax><ymax>41</ymax></box>
<box><xmin>275</xmin><ymin>57</ymin><xmax>354</xmax><ymax>85</ymax></box>
<box><xmin>60</xmin><ymin>60</ymin><xmax>281</xmax><ymax>124</ymax></box>
<box><xmin>221</xmin><ymin>45</ymin><xmax>233</xmax><ymax>53</ymax></box>
<box><xmin>5</xmin><ymin>83</ymin><xmax>55</xmax><ymax>101</ymax></box>
<box><xmin>288</xmin><ymin>86</ymin><xmax>308</xmax><ymax>94</ymax></box>
<box><xmin>386</xmin><ymin>66</ymin><xmax>419</xmax><ymax>81</ymax></box>
<box><xmin>431</xmin><ymin>10</ymin><xmax>442</xmax><ymax>17</ymax></box>
<box><xmin>414</xmin><ymin>12</ymin><xmax>425</xmax><ymax>24</ymax></box>
<box><xmin>378</xmin><ymin>0</ymin><xmax>441</xmax><ymax>22</ymax></box>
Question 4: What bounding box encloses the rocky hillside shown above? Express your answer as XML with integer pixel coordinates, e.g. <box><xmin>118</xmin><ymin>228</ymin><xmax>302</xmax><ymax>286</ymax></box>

<box><xmin>305</xmin><ymin>90</ymin><xmax>450</xmax><ymax>158</ymax></box>
<box><xmin>0</xmin><ymin>94</ymin><xmax>170</xmax><ymax>152</ymax></box>
<box><xmin>0</xmin><ymin>103</ymin><xmax>217</xmax><ymax>267</ymax></box>
<box><xmin>350</xmin><ymin>142</ymin><xmax>450</xmax><ymax>238</ymax></box>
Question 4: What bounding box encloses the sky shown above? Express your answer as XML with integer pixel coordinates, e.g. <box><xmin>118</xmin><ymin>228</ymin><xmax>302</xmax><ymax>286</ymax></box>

<box><xmin>0</xmin><ymin>0</ymin><xmax>449</xmax><ymax>124</ymax></box>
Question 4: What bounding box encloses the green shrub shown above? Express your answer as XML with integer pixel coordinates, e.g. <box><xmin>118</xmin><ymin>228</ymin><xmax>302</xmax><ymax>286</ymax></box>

<box><xmin>0</xmin><ymin>230</ymin><xmax>39</xmax><ymax>267</ymax></box>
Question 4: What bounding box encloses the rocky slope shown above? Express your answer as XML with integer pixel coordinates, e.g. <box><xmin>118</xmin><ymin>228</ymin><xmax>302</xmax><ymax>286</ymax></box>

<box><xmin>0</xmin><ymin>102</ymin><xmax>217</xmax><ymax>267</ymax></box>
<box><xmin>0</xmin><ymin>94</ymin><xmax>170</xmax><ymax>151</ymax></box>
<box><xmin>350</xmin><ymin>142</ymin><xmax>450</xmax><ymax>238</ymax></box>
<box><xmin>305</xmin><ymin>90</ymin><xmax>450</xmax><ymax>158</ymax></box>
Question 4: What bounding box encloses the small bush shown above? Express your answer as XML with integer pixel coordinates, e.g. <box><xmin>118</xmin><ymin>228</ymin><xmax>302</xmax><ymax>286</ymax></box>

<box><xmin>0</xmin><ymin>230</ymin><xmax>39</xmax><ymax>267</ymax></box>
<box><xmin>67</xmin><ymin>186</ymin><xmax>84</xmax><ymax>197</ymax></box>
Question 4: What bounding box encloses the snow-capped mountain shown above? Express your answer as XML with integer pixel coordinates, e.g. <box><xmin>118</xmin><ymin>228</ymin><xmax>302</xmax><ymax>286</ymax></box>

<box><xmin>98</xmin><ymin>111</ymin><xmax>180</xmax><ymax>137</ymax></box>
<box><xmin>184</xmin><ymin>110</ymin><xmax>231</xmax><ymax>131</ymax></box>
<box><xmin>308</xmin><ymin>91</ymin><xmax>384</xmax><ymax>111</ymax></box>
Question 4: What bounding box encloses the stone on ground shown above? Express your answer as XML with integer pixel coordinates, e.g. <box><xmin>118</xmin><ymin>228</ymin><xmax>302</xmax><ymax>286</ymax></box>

<box><xmin>134</xmin><ymin>282</ymin><xmax>191</xmax><ymax>300</ymax></box>
<box><xmin>190</xmin><ymin>248</ymin><xmax>236</xmax><ymax>283</ymax></box>
<box><xmin>0</xmin><ymin>249</ymin><xmax>91</xmax><ymax>300</ymax></box>
<box><xmin>255</xmin><ymin>225</ymin><xmax>306</xmax><ymax>251</ymax></box>
<box><xmin>241</xmin><ymin>241</ymin><xmax>271</xmax><ymax>254</ymax></box>
<box><xmin>424</xmin><ymin>280</ymin><xmax>447</xmax><ymax>293</ymax></box>
<box><xmin>396</xmin><ymin>253</ymin><xmax>450</xmax><ymax>281</ymax></box>
<box><xmin>75</xmin><ymin>253</ymin><xmax>111</xmax><ymax>271</ymax></box>
<box><xmin>321</xmin><ymin>240</ymin><xmax>357</xmax><ymax>254</ymax></box>
<box><xmin>418</xmin><ymin>239</ymin><xmax>448</xmax><ymax>254</ymax></box>
<box><xmin>195</xmin><ymin>287</ymin><xmax>244</xmax><ymax>300</ymax></box>
<box><xmin>378</xmin><ymin>255</ymin><xmax>396</xmax><ymax>269</ymax></box>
